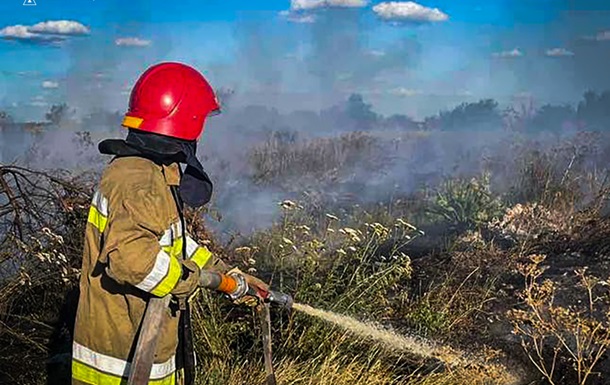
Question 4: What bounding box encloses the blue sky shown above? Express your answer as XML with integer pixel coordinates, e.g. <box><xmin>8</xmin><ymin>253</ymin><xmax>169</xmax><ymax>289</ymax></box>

<box><xmin>0</xmin><ymin>0</ymin><xmax>609</xmax><ymax>119</ymax></box>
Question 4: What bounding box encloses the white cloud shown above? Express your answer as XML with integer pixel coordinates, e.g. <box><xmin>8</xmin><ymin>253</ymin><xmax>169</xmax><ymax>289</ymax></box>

<box><xmin>29</xmin><ymin>101</ymin><xmax>49</xmax><ymax>107</ymax></box>
<box><xmin>389</xmin><ymin>88</ymin><xmax>474</xmax><ymax>98</ymax></box>
<box><xmin>492</xmin><ymin>48</ymin><xmax>523</xmax><ymax>58</ymax></box>
<box><xmin>390</xmin><ymin>87</ymin><xmax>422</xmax><ymax>97</ymax></box>
<box><xmin>115</xmin><ymin>37</ymin><xmax>152</xmax><ymax>47</ymax></box>
<box><xmin>291</xmin><ymin>0</ymin><xmax>367</xmax><ymax>10</ymax></box>
<box><xmin>1</xmin><ymin>25</ymin><xmax>33</xmax><ymax>39</ymax></box>
<box><xmin>582</xmin><ymin>31</ymin><xmax>610</xmax><ymax>41</ymax></box>
<box><xmin>545</xmin><ymin>48</ymin><xmax>574</xmax><ymax>57</ymax></box>
<box><xmin>455</xmin><ymin>90</ymin><xmax>474</xmax><ymax>97</ymax></box>
<box><xmin>291</xmin><ymin>0</ymin><xmax>325</xmax><ymax>10</ymax></box>
<box><xmin>0</xmin><ymin>20</ymin><xmax>88</xmax><ymax>45</ymax></box>
<box><xmin>279</xmin><ymin>11</ymin><xmax>317</xmax><ymax>23</ymax></box>
<box><xmin>42</xmin><ymin>80</ymin><xmax>59</xmax><ymax>89</ymax></box>
<box><xmin>282</xmin><ymin>0</ymin><xmax>366</xmax><ymax>23</ymax></box>
<box><xmin>0</xmin><ymin>25</ymin><xmax>63</xmax><ymax>43</ymax></box>
<box><xmin>372</xmin><ymin>2</ymin><xmax>449</xmax><ymax>23</ymax></box>
<box><xmin>17</xmin><ymin>71</ymin><xmax>40</xmax><ymax>77</ymax></box>
<box><xmin>29</xmin><ymin>20</ymin><xmax>90</xmax><ymax>36</ymax></box>
<box><xmin>594</xmin><ymin>31</ymin><xmax>610</xmax><ymax>41</ymax></box>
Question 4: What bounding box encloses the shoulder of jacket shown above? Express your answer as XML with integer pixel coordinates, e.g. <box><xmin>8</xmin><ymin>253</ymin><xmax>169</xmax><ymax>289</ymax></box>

<box><xmin>99</xmin><ymin>157</ymin><xmax>167</xmax><ymax>199</ymax></box>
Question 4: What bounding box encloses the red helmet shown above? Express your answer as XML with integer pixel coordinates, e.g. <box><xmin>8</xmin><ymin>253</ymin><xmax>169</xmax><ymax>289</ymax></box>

<box><xmin>122</xmin><ymin>62</ymin><xmax>220</xmax><ymax>141</ymax></box>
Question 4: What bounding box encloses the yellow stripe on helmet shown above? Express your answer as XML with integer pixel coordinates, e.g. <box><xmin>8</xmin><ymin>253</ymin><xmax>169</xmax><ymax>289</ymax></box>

<box><xmin>122</xmin><ymin>115</ymin><xmax>144</xmax><ymax>129</ymax></box>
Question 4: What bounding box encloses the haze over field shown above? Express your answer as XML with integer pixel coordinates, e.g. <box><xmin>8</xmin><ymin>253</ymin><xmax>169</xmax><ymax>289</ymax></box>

<box><xmin>0</xmin><ymin>0</ymin><xmax>609</xmax><ymax>120</ymax></box>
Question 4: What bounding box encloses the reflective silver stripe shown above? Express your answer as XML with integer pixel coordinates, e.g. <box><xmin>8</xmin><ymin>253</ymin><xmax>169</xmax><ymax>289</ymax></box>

<box><xmin>185</xmin><ymin>237</ymin><xmax>199</xmax><ymax>258</ymax></box>
<box><xmin>159</xmin><ymin>222</ymin><xmax>183</xmax><ymax>247</ymax></box>
<box><xmin>149</xmin><ymin>355</ymin><xmax>176</xmax><ymax>379</ymax></box>
<box><xmin>159</xmin><ymin>228</ymin><xmax>173</xmax><ymax>247</ymax></box>
<box><xmin>135</xmin><ymin>250</ymin><xmax>171</xmax><ymax>292</ymax></box>
<box><xmin>73</xmin><ymin>341</ymin><xmax>126</xmax><ymax>377</ymax></box>
<box><xmin>73</xmin><ymin>342</ymin><xmax>175</xmax><ymax>379</ymax></box>
<box><xmin>92</xmin><ymin>190</ymin><xmax>109</xmax><ymax>216</ymax></box>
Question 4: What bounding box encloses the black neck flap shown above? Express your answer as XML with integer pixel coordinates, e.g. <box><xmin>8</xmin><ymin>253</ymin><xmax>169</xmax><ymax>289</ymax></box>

<box><xmin>98</xmin><ymin>130</ymin><xmax>213</xmax><ymax>208</ymax></box>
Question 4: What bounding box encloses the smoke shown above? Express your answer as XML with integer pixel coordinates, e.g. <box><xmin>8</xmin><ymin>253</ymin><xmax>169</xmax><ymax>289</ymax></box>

<box><xmin>2</xmin><ymin>3</ymin><xmax>610</xmax><ymax>236</ymax></box>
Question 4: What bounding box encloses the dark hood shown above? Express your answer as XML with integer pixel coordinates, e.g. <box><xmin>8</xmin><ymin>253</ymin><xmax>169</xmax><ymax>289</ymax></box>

<box><xmin>98</xmin><ymin>130</ymin><xmax>213</xmax><ymax>208</ymax></box>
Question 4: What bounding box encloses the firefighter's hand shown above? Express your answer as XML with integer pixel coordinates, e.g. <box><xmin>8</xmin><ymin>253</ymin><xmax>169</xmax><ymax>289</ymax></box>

<box><xmin>227</xmin><ymin>268</ymin><xmax>269</xmax><ymax>307</ymax></box>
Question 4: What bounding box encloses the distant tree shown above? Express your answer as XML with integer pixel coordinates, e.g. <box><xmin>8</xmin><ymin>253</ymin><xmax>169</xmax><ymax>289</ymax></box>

<box><xmin>0</xmin><ymin>111</ymin><xmax>13</xmax><ymax>127</ymax></box>
<box><xmin>384</xmin><ymin>114</ymin><xmax>418</xmax><ymax>130</ymax></box>
<box><xmin>437</xmin><ymin>99</ymin><xmax>503</xmax><ymax>131</ymax></box>
<box><xmin>82</xmin><ymin>109</ymin><xmax>122</xmax><ymax>131</ymax></box>
<box><xmin>320</xmin><ymin>104</ymin><xmax>347</xmax><ymax>130</ymax></box>
<box><xmin>45</xmin><ymin>103</ymin><xmax>74</xmax><ymax>126</ymax></box>
<box><xmin>503</xmin><ymin>100</ymin><xmax>537</xmax><ymax>131</ymax></box>
<box><xmin>577</xmin><ymin>90</ymin><xmax>610</xmax><ymax>130</ymax></box>
<box><xmin>345</xmin><ymin>93</ymin><xmax>379</xmax><ymax>130</ymax></box>
<box><xmin>269</xmin><ymin>129</ymin><xmax>298</xmax><ymax>144</ymax></box>
<box><xmin>0</xmin><ymin>111</ymin><xmax>25</xmax><ymax>163</ymax></box>
<box><xmin>284</xmin><ymin>110</ymin><xmax>323</xmax><ymax>134</ymax></box>
<box><xmin>526</xmin><ymin>104</ymin><xmax>576</xmax><ymax>132</ymax></box>
<box><xmin>238</xmin><ymin>105</ymin><xmax>283</xmax><ymax>132</ymax></box>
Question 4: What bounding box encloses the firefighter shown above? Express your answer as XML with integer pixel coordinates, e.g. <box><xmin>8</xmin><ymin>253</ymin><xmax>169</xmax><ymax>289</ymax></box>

<box><xmin>72</xmin><ymin>62</ymin><xmax>267</xmax><ymax>385</ymax></box>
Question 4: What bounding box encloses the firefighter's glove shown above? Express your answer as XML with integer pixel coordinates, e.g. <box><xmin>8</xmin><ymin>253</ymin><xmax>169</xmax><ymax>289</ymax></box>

<box><xmin>227</xmin><ymin>268</ymin><xmax>269</xmax><ymax>308</ymax></box>
<box><xmin>170</xmin><ymin>260</ymin><xmax>201</xmax><ymax>301</ymax></box>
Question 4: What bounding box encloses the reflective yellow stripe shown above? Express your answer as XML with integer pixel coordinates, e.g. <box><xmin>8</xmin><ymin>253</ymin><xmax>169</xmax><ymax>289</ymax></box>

<box><xmin>185</xmin><ymin>236</ymin><xmax>212</xmax><ymax>269</ymax></box>
<box><xmin>169</xmin><ymin>237</ymin><xmax>183</xmax><ymax>259</ymax></box>
<box><xmin>72</xmin><ymin>361</ymin><xmax>175</xmax><ymax>385</ymax></box>
<box><xmin>191</xmin><ymin>246</ymin><xmax>212</xmax><ymax>269</ymax></box>
<box><xmin>88</xmin><ymin>206</ymin><xmax>108</xmax><ymax>233</ymax></box>
<box><xmin>150</xmin><ymin>255</ymin><xmax>182</xmax><ymax>297</ymax></box>
<box><xmin>88</xmin><ymin>190</ymin><xmax>109</xmax><ymax>233</ymax></box>
<box><xmin>162</xmin><ymin>240</ymin><xmax>183</xmax><ymax>259</ymax></box>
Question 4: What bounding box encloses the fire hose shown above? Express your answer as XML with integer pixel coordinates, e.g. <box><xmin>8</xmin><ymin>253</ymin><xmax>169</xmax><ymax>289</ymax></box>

<box><xmin>127</xmin><ymin>270</ymin><xmax>293</xmax><ymax>385</ymax></box>
<box><xmin>199</xmin><ymin>270</ymin><xmax>293</xmax><ymax>309</ymax></box>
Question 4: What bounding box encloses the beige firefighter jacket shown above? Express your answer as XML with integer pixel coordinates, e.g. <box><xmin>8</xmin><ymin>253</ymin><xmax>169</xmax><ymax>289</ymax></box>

<box><xmin>72</xmin><ymin>156</ymin><xmax>225</xmax><ymax>385</ymax></box>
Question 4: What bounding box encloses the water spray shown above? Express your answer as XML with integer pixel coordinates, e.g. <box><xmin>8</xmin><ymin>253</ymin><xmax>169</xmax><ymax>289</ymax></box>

<box><xmin>131</xmin><ymin>270</ymin><xmax>518</xmax><ymax>385</ymax></box>
<box><xmin>290</xmin><ymin>303</ymin><xmax>520</xmax><ymax>384</ymax></box>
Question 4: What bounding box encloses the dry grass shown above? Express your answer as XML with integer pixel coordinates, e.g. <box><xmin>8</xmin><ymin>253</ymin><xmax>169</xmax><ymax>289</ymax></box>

<box><xmin>3</xmin><ymin>130</ymin><xmax>610</xmax><ymax>385</ymax></box>
<box><xmin>508</xmin><ymin>255</ymin><xmax>610</xmax><ymax>385</ymax></box>
<box><xmin>249</xmin><ymin>131</ymin><xmax>384</xmax><ymax>186</ymax></box>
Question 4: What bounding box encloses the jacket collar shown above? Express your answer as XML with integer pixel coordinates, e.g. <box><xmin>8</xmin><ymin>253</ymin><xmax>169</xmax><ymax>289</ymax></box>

<box><xmin>162</xmin><ymin>163</ymin><xmax>181</xmax><ymax>186</ymax></box>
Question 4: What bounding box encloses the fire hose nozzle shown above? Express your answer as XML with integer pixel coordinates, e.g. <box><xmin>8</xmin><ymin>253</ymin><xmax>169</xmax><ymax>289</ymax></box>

<box><xmin>266</xmin><ymin>290</ymin><xmax>294</xmax><ymax>310</ymax></box>
<box><xmin>199</xmin><ymin>270</ymin><xmax>293</xmax><ymax>309</ymax></box>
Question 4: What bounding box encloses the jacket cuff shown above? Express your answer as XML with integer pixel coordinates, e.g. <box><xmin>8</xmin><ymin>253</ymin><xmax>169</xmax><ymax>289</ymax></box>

<box><xmin>185</xmin><ymin>237</ymin><xmax>213</xmax><ymax>270</ymax></box>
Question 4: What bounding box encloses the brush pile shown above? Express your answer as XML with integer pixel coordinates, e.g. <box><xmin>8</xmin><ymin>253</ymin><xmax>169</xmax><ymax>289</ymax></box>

<box><xmin>0</xmin><ymin>165</ymin><xmax>94</xmax><ymax>384</ymax></box>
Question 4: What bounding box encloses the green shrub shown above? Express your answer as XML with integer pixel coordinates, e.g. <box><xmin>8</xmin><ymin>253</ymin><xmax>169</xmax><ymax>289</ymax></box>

<box><xmin>427</xmin><ymin>173</ymin><xmax>505</xmax><ymax>229</ymax></box>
